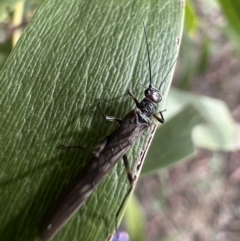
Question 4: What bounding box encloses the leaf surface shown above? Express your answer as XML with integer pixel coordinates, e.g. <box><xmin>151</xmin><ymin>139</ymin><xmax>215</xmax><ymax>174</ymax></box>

<box><xmin>0</xmin><ymin>0</ymin><xmax>184</xmax><ymax>240</ymax></box>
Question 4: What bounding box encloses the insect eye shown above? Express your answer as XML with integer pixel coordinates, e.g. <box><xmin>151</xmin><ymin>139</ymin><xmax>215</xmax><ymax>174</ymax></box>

<box><xmin>144</xmin><ymin>89</ymin><xmax>151</xmax><ymax>98</ymax></box>
<box><xmin>151</xmin><ymin>92</ymin><xmax>161</xmax><ymax>103</ymax></box>
<box><xmin>144</xmin><ymin>89</ymin><xmax>149</xmax><ymax>95</ymax></box>
<box><xmin>145</xmin><ymin>88</ymin><xmax>161</xmax><ymax>103</ymax></box>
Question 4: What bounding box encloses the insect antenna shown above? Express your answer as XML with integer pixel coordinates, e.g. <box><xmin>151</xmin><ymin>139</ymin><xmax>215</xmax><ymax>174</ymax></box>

<box><xmin>158</xmin><ymin>57</ymin><xmax>178</xmax><ymax>91</ymax></box>
<box><xmin>139</xmin><ymin>82</ymin><xmax>148</xmax><ymax>89</ymax></box>
<box><xmin>143</xmin><ymin>23</ymin><xmax>152</xmax><ymax>87</ymax></box>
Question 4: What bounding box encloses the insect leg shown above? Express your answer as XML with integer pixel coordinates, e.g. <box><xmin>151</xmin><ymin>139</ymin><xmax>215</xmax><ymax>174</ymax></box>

<box><xmin>61</xmin><ymin>136</ymin><xmax>109</xmax><ymax>158</ymax></box>
<box><xmin>122</xmin><ymin>154</ymin><xmax>135</xmax><ymax>184</ymax></box>
<box><xmin>92</xmin><ymin>136</ymin><xmax>109</xmax><ymax>158</ymax></box>
<box><xmin>153</xmin><ymin>109</ymin><xmax>166</xmax><ymax>124</ymax></box>
<box><xmin>97</xmin><ymin>100</ymin><xmax>122</xmax><ymax>124</ymax></box>
<box><xmin>115</xmin><ymin>154</ymin><xmax>136</xmax><ymax>235</ymax></box>
<box><xmin>127</xmin><ymin>89</ymin><xmax>140</xmax><ymax>107</ymax></box>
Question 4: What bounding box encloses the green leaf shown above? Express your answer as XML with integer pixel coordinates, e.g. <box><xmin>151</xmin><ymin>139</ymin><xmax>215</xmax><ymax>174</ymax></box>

<box><xmin>195</xmin><ymin>36</ymin><xmax>211</xmax><ymax>75</ymax></box>
<box><xmin>176</xmin><ymin>33</ymin><xmax>197</xmax><ymax>90</ymax></box>
<box><xmin>142</xmin><ymin>105</ymin><xmax>205</xmax><ymax>175</ymax></box>
<box><xmin>168</xmin><ymin>89</ymin><xmax>238</xmax><ymax>151</ymax></box>
<box><xmin>0</xmin><ymin>38</ymin><xmax>12</xmax><ymax>70</ymax></box>
<box><xmin>217</xmin><ymin>0</ymin><xmax>240</xmax><ymax>35</ymax></box>
<box><xmin>124</xmin><ymin>195</ymin><xmax>145</xmax><ymax>241</ymax></box>
<box><xmin>185</xmin><ymin>0</ymin><xmax>198</xmax><ymax>35</ymax></box>
<box><xmin>142</xmin><ymin>88</ymin><xmax>238</xmax><ymax>175</ymax></box>
<box><xmin>0</xmin><ymin>0</ymin><xmax>18</xmax><ymax>21</ymax></box>
<box><xmin>217</xmin><ymin>0</ymin><xmax>240</xmax><ymax>52</ymax></box>
<box><xmin>0</xmin><ymin>0</ymin><xmax>184</xmax><ymax>241</ymax></box>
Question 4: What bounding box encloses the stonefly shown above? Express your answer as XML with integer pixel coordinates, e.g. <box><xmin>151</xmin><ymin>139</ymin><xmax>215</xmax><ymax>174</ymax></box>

<box><xmin>39</xmin><ymin>25</ymin><xmax>177</xmax><ymax>241</ymax></box>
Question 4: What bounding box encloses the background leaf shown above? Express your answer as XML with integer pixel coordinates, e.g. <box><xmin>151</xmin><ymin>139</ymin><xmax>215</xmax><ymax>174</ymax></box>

<box><xmin>217</xmin><ymin>0</ymin><xmax>240</xmax><ymax>35</ymax></box>
<box><xmin>0</xmin><ymin>0</ymin><xmax>184</xmax><ymax>241</ymax></box>
<box><xmin>142</xmin><ymin>88</ymin><xmax>238</xmax><ymax>175</ymax></box>
<box><xmin>124</xmin><ymin>195</ymin><xmax>145</xmax><ymax>241</ymax></box>
<box><xmin>185</xmin><ymin>1</ymin><xmax>198</xmax><ymax>35</ymax></box>
<box><xmin>168</xmin><ymin>89</ymin><xmax>238</xmax><ymax>151</ymax></box>
<box><xmin>142</xmin><ymin>104</ymin><xmax>205</xmax><ymax>175</ymax></box>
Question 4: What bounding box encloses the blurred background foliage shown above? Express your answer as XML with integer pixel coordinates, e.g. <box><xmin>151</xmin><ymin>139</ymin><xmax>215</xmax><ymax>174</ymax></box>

<box><xmin>0</xmin><ymin>0</ymin><xmax>240</xmax><ymax>241</ymax></box>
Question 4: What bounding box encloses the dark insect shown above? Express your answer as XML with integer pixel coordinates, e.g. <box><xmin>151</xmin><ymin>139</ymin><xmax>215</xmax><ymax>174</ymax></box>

<box><xmin>39</xmin><ymin>25</ymin><xmax>177</xmax><ymax>241</ymax></box>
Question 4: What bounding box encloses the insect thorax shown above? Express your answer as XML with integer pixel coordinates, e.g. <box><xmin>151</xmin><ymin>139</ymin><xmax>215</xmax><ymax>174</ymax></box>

<box><xmin>138</xmin><ymin>98</ymin><xmax>157</xmax><ymax>117</ymax></box>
